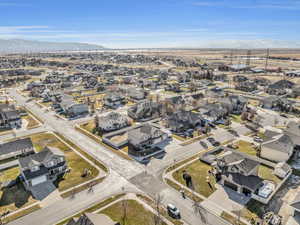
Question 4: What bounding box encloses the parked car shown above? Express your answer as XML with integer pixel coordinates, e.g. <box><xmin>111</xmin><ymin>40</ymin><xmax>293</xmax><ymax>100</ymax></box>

<box><xmin>167</xmin><ymin>204</ymin><xmax>181</xmax><ymax>219</ymax></box>
<box><xmin>280</xmin><ymin>113</ymin><xmax>288</xmax><ymax>118</ymax></box>
<box><xmin>199</xmin><ymin>141</ymin><xmax>208</xmax><ymax>149</ymax></box>
<box><xmin>254</xmin><ymin>136</ymin><xmax>263</xmax><ymax>143</ymax></box>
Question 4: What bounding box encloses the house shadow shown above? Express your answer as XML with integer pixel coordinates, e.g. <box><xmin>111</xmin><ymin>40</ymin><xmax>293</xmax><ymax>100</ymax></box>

<box><xmin>222</xmin><ymin>186</ymin><xmax>251</xmax><ymax>206</ymax></box>
<box><xmin>0</xmin><ymin>183</ymin><xmax>32</xmax><ymax>209</ymax></box>
<box><xmin>53</xmin><ymin>174</ymin><xmax>66</xmax><ymax>188</ymax></box>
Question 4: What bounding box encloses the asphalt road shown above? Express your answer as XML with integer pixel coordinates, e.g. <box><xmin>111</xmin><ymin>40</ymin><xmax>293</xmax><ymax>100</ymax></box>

<box><xmin>8</xmin><ymin>88</ymin><xmax>236</xmax><ymax>225</ymax></box>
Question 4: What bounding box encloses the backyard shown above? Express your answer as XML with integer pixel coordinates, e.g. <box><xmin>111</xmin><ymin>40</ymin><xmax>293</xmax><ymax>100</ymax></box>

<box><xmin>172</xmin><ymin>160</ymin><xmax>217</xmax><ymax>198</ymax></box>
<box><xmin>29</xmin><ymin>132</ymin><xmax>99</xmax><ymax>191</ymax></box>
<box><xmin>0</xmin><ymin>167</ymin><xmax>37</xmax><ymax>214</ymax></box>
<box><xmin>236</xmin><ymin>140</ymin><xmax>257</xmax><ymax>156</ymax></box>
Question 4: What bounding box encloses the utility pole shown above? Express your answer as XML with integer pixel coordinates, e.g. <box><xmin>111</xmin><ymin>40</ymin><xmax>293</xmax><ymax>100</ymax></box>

<box><xmin>230</xmin><ymin>49</ymin><xmax>233</xmax><ymax>65</ymax></box>
<box><xmin>264</xmin><ymin>48</ymin><xmax>270</xmax><ymax>75</ymax></box>
<box><xmin>246</xmin><ymin>50</ymin><xmax>251</xmax><ymax>66</ymax></box>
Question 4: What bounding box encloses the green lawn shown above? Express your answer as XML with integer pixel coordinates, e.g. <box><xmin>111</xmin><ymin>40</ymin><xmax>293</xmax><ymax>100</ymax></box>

<box><xmin>30</xmin><ymin>133</ymin><xmax>99</xmax><ymax>191</ymax></box>
<box><xmin>101</xmin><ymin>199</ymin><xmax>167</xmax><ymax>225</ymax></box>
<box><xmin>0</xmin><ymin>167</ymin><xmax>37</xmax><ymax>214</ymax></box>
<box><xmin>172</xmin><ymin>160</ymin><xmax>217</xmax><ymax>198</ymax></box>
<box><xmin>258</xmin><ymin>165</ymin><xmax>282</xmax><ymax>185</ymax></box>
<box><xmin>236</xmin><ymin>141</ymin><xmax>257</xmax><ymax>156</ymax></box>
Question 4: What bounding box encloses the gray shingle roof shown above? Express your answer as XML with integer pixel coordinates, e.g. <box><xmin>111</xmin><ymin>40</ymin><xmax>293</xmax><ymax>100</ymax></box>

<box><xmin>0</xmin><ymin>137</ymin><xmax>33</xmax><ymax>157</ymax></box>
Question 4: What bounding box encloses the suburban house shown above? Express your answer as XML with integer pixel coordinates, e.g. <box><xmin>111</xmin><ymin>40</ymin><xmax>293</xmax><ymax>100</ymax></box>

<box><xmin>198</xmin><ymin>103</ymin><xmax>229</xmax><ymax>124</ymax></box>
<box><xmin>260</xmin><ymin>134</ymin><xmax>294</xmax><ymax>162</ymax></box>
<box><xmin>103</xmin><ymin>92</ymin><xmax>126</xmax><ymax>109</ymax></box>
<box><xmin>96</xmin><ymin>112</ymin><xmax>129</xmax><ymax>132</ymax></box>
<box><xmin>128</xmin><ymin>100</ymin><xmax>161</xmax><ymax>121</ymax></box>
<box><xmin>291</xmin><ymin>192</ymin><xmax>300</xmax><ymax>217</ymax></box>
<box><xmin>127</xmin><ymin>88</ymin><xmax>147</xmax><ymax>101</ymax></box>
<box><xmin>285</xmin><ymin>121</ymin><xmax>300</xmax><ymax>149</ymax></box>
<box><xmin>235</xmin><ymin>80</ymin><xmax>257</xmax><ymax>92</ymax></box>
<box><xmin>127</xmin><ymin>124</ymin><xmax>169</xmax><ymax>160</ymax></box>
<box><xmin>18</xmin><ymin>146</ymin><xmax>68</xmax><ymax>200</ymax></box>
<box><xmin>165</xmin><ymin>110</ymin><xmax>205</xmax><ymax>134</ymax></box>
<box><xmin>206</xmin><ymin>148</ymin><xmax>291</xmax><ymax>204</ymax></box>
<box><xmin>60</xmin><ymin>95</ymin><xmax>89</xmax><ymax>118</ymax></box>
<box><xmin>266</xmin><ymin>79</ymin><xmax>295</xmax><ymax>95</ymax></box>
<box><xmin>214</xmin><ymin>150</ymin><xmax>263</xmax><ymax>197</ymax></box>
<box><xmin>66</xmin><ymin>213</ymin><xmax>120</xmax><ymax>225</ymax></box>
<box><xmin>0</xmin><ymin>138</ymin><xmax>34</xmax><ymax>161</ymax></box>
<box><xmin>219</xmin><ymin>95</ymin><xmax>248</xmax><ymax>115</ymax></box>
<box><xmin>260</xmin><ymin>96</ymin><xmax>294</xmax><ymax>112</ymax></box>
<box><xmin>0</xmin><ymin>103</ymin><xmax>22</xmax><ymax>129</ymax></box>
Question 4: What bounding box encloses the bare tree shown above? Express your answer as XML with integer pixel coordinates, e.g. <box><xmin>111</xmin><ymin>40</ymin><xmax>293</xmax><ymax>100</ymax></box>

<box><xmin>121</xmin><ymin>200</ymin><xmax>128</xmax><ymax>225</ymax></box>
<box><xmin>192</xmin><ymin>198</ymin><xmax>207</xmax><ymax>225</ymax></box>
<box><xmin>153</xmin><ymin>194</ymin><xmax>163</xmax><ymax>225</ymax></box>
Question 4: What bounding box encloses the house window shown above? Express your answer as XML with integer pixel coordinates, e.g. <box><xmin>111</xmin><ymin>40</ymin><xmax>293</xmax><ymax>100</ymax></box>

<box><xmin>48</xmin><ymin>161</ymin><xmax>55</xmax><ymax>167</ymax></box>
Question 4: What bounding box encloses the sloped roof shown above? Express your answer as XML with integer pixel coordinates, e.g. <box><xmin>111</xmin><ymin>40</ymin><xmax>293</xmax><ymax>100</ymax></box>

<box><xmin>0</xmin><ymin>137</ymin><xmax>34</xmax><ymax>157</ymax></box>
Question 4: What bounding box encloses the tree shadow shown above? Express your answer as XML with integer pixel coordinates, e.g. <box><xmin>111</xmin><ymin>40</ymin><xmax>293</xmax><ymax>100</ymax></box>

<box><xmin>0</xmin><ymin>183</ymin><xmax>32</xmax><ymax>209</ymax></box>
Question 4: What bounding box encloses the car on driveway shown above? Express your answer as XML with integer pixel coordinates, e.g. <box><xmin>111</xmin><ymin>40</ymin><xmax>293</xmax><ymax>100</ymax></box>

<box><xmin>167</xmin><ymin>203</ymin><xmax>181</xmax><ymax>219</ymax></box>
<box><xmin>199</xmin><ymin>141</ymin><xmax>208</xmax><ymax>149</ymax></box>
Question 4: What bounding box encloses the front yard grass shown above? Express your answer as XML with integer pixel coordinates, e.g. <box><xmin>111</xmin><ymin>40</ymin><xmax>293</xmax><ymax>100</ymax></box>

<box><xmin>236</xmin><ymin>140</ymin><xmax>257</xmax><ymax>156</ymax></box>
<box><xmin>101</xmin><ymin>199</ymin><xmax>167</xmax><ymax>225</ymax></box>
<box><xmin>22</xmin><ymin>114</ymin><xmax>40</xmax><ymax>129</ymax></box>
<box><xmin>29</xmin><ymin>133</ymin><xmax>99</xmax><ymax>191</ymax></box>
<box><xmin>172</xmin><ymin>160</ymin><xmax>217</xmax><ymax>198</ymax></box>
<box><xmin>258</xmin><ymin>165</ymin><xmax>282</xmax><ymax>185</ymax></box>
<box><xmin>0</xmin><ymin>167</ymin><xmax>37</xmax><ymax>215</ymax></box>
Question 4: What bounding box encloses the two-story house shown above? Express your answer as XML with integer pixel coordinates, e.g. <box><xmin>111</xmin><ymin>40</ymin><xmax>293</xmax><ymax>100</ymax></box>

<box><xmin>0</xmin><ymin>103</ymin><xmax>22</xmax><ymax>129</ymax></box>
<box><xmin>96</xmin><ymin>112</ymin><xmax>129</xmax><ymax>132</ymax></box>
<box><xmin>128</xmin><ymin>124</ymin><xmax>169</xmax><ymax>160</ymax></box>
<box><xmin>103</xmin><ymin>92</ymin><xmax>126</xmax><ymax>109</ymax></box>
<box><xmin>18</xmin><ymin>146</ymin><xmax>68</xmax><ymax>200</ymax></box>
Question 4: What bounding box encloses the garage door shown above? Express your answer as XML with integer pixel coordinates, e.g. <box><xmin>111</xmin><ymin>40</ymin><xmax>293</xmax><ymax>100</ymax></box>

<box><xmin>31</xmin><ymin>175</ymin><xmax>47</xmax><ymax>186</ymax></box>
<box><xmin>224</xmin><ymin>180</ymin><xmax>238</xmax><ymax>191</ymax></box>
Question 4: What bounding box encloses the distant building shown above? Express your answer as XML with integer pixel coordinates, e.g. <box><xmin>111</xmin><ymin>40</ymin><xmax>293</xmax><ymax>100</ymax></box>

<box><xmin>60</xmin><ymin>95</ymin><xmax>89</xmax><ymax>118</ymax></box>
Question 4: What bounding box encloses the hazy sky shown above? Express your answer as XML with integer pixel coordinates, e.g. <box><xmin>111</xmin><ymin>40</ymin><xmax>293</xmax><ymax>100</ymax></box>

<box><xmin>0</xmin><ymin>0</ymin><xmax>300</xmax><ymax>48</ymax></box>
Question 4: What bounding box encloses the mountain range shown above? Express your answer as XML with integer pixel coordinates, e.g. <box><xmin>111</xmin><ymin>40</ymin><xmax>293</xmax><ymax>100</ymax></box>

<box><xmin>0</xmin><ymin>39</ymin><xmax>104</xmax><ymax>53</ymax></box>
